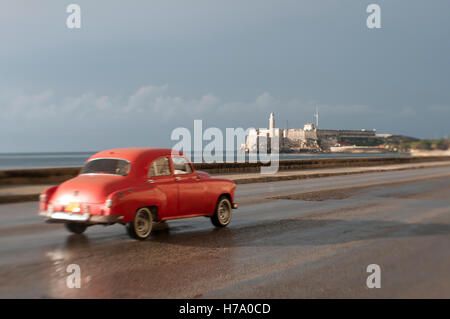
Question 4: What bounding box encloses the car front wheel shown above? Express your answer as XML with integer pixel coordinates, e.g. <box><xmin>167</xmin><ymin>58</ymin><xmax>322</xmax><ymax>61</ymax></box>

<box><xmin>126</xmin><ymin>207</ymin><xmax>153</xmax><ymax>240</ymax></box>
<box><xmin>211</xmin><ymin>196</ymin><xmax>232</xmax><ymax>227</ymax></box>
<box><xmin>65</xmin><ymin>223</ymin><xmax>88</xmax><ymax>234</ymax></box>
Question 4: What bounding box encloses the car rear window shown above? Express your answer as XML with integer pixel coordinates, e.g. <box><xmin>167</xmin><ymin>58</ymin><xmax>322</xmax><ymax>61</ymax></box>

<box><xmin>80</xmin><ymin>159</ymin><xmax>131</xmax><ymax>176</ymax></box>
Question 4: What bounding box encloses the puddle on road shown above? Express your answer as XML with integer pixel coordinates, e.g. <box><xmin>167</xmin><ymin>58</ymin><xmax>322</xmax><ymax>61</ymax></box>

<box><xmin>268</xmin><ymin>176</ymin><xmax>450</xmax><ymax>202</ymax></box>
<box><xmin>270</xmin><ymin>188</ymin><xmax>360</xmax><ymax>201</ymax></box>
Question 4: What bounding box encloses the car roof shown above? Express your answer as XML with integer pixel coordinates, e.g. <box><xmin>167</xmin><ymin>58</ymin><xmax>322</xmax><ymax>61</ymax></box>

<box><xmin>88</xmin><ymin>148</ymin><xmax>183</xmax><ymax>163</ymax></box>
<box><xmin>86</xmin><ymin>148</ymin><xmax>188</xmax><ymax>178</ymax></box>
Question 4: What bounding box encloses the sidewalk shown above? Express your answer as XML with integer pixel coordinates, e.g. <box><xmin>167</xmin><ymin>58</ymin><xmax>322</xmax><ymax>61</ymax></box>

<box><xmin>1</xmin><ymin>161</ymin><xmax>449</xmax><ymax>204</ymax></box>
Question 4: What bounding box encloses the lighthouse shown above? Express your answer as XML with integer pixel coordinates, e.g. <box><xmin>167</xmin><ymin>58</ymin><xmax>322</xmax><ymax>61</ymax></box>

<box><xmin>269</xmin><ymin>112</ymin><xmax>275</xmax><ymax>136</ymax></box>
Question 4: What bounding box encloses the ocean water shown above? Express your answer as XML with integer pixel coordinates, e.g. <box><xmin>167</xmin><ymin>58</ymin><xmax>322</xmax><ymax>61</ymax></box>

<box><xmin>0</xmin><ymin>151</ymin><xmax>410</xmax><ymax>170</ymax></box>
<box><xmin>0</xmin><ymin>152</ymin><xmax>95</xmax><ymax>170</ymax></box>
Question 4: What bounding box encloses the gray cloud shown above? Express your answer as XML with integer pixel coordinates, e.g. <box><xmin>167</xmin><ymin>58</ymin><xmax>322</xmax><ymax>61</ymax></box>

<box><xmin>0</xmin><ymin>84</ymin><xmax>411</xmax><ymax>152</ymax></box>
<box><xmin>1</xmin><ymin>0</ymin><xmax>450</xmax><ymax>151</ymax></box>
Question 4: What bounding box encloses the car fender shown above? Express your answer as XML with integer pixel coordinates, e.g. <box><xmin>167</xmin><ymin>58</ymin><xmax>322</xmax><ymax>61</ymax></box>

<box><xmin>109</xmin><ymin>186</ymin><xmax>165</xmax><ymax>223</ymax></box>
<box><xmin>203</xmin><ymin>179</ymin><xmax>236</xmax><ymax>213</ymax></box>
<box><xmin>39</xmin><ymin>186</ymin><xmax>59</xmax><ymax>211</ymax></box>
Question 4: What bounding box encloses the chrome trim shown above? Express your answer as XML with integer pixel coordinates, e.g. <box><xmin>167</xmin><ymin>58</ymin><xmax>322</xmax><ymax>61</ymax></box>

<box><xmin>39</xmin><ymin>210</ymin><xmax>123</xmax><ymax>225</ymax></box>
<box><xmin>39</xmin><ymin>210</ymin><xmax>50</xmax><ymax>217</ymax></box>
<box><xmin>51</xmin><ymin>212</ymin><xmax>90</xmax><ymax>221</ymax></box>
<box><xmin>84</xmin><ymin>157</ymin><xmax>131</xmax><ymax>163</ymax></box>
<box><xmin>105</xmin><ymin>199</ymin><xmax>113</xmax><ymax>208</ymax></box>
<box><xmin>39</xmin><ymin>193</ymin><xmax>47</xmax><ymax>203</ymax></box>
<box><xmin>80</xmin><ymin>173</ymin><xmax>125</xmax><ymax>176</ymax></box>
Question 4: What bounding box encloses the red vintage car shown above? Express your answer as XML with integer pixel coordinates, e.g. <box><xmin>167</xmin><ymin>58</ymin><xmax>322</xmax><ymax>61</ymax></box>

<box><xmin>38</xmin><ymin>148</ymin><xmax>237</xmax><ymax>240</ymax></box>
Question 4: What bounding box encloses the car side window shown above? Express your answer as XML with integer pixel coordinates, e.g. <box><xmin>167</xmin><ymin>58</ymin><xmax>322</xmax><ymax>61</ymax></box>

<box><xmin>172</xmin><ymin>156</ymin><xmax>192</xmax><ymax>175</ymax></box>
<box><xmin>148</xmin><ymin>157</ymin><xmax>171</xmax><ymax>177</ymax></box>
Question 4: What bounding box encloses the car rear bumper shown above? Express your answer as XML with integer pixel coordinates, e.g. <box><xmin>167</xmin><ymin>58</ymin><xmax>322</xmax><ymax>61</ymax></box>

<box><xmin>39</xmin><ymin>210</ymin><xmax>123</xmax><ymax>225</ymax></box>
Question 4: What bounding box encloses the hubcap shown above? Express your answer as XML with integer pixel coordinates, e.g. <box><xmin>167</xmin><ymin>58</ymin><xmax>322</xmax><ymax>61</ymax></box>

<box><xmin>218</xmin><ymin>200</ymin><xmax>231</xmax><ymax>224</ymax></box>
<box><xmin>135</xmin><ymin>210</ymin><xmax>151</xmax><ymax>236</ymax></box>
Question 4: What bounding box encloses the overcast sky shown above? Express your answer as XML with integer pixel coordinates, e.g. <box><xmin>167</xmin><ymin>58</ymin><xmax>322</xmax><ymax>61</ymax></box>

<box><xmin>1</xmin><ymin>0</ymin><xmax>449</xmax><ymax>152</ymax></box>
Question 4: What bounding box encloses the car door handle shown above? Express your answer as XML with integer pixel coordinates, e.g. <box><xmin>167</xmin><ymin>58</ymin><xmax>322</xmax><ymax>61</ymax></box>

<box><xmin>175</xmin><ymin>177</ymin><xmax>181</xmax><ymax>181</ymax></box>
<box><xmin>147</xmin><ymin>179</ymin><xmax>155</xmax><ymax>183</ymax></box>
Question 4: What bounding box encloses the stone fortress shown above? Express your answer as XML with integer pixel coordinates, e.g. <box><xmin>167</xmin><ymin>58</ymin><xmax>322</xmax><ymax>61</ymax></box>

<box><xmin>243</xmin><ymin>112</ymin><xmax>384</xmax><ymax>153</ymax></box>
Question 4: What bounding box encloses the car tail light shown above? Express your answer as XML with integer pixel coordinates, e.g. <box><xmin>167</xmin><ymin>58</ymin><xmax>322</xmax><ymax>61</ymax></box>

<box><xmin>105</xmin><ymin>199</ymin><xmax>113</xmax><ymax>208</ymax></box>
<box><xmin>39</xmin><ymin>193</ymin><xmax>47</xmax><ymax>203</ymax></box>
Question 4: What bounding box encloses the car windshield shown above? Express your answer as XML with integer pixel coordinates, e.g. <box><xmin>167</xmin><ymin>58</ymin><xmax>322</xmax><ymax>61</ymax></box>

<box><xmin>80</xmin><ymin>158</ymin><xmax>131</xmax><ymax>176</ymax></box>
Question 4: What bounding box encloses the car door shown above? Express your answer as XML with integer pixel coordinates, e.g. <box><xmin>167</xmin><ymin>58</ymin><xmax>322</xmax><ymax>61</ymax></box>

<box><xmin>171</xmin><ymin>155</ymin><xmax>208</xmax><ymax>215</ymax></box>
<box><xmin>146</xmin><ymin>156</ymin><xmax>178</xmax><ymax>218</ymax></box>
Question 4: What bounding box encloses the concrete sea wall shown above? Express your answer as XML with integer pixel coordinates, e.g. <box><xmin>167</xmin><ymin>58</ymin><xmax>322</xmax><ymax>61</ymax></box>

<box><xmin>1</xmin><ymin>156</ymin><xmax>450</xmax><ymax>186</ymax></box>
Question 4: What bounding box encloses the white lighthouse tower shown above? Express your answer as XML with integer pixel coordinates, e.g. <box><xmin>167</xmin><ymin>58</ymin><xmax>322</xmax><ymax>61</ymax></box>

<box><xmin>269</xmin><ymin>112</ymin><xmax>275</xmax><ymax>136</ymax></box>
<box><xmin>243</xmin><ymin>112</ymin><xmax>280</xmax><ymax>153</ymax></box>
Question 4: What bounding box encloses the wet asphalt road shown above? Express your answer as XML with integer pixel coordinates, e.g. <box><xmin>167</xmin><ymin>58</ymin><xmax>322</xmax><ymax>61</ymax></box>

<box><xmin>0</xmin><ymin>166</ymin><xmax>450</xmax><ymax>298</ymax></box>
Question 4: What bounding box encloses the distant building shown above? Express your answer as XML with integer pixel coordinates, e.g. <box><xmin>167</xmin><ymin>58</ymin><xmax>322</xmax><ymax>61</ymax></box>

<box><xmin>245</xmin><ymin>113</ymin><xmax>281</xmax><ymax>153</ymax></box>
<box><xmin>243</xmin><ymin>113</ymin><xmax>382</xmax><ymax>153</ymax></box>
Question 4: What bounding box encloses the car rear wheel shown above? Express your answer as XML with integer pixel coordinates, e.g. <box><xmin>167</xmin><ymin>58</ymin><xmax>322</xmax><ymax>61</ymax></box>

<box><xmin>211</xmin><ymin>196</ymin><xmax>232</xmax><ymax>227</ymax></box>
<box><xmin>65</xmin><ymin>223</ymin><xmax>88</xmax><ymax>234</ymax></box>
<box><xmin>126</xmin><ymin>207</ymin><xmax>153</xmax><ymax>240</ymax></box>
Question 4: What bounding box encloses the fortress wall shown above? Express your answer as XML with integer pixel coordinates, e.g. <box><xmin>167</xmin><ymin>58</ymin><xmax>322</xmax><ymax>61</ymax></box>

<box><xmin>304</xmin><ymin>130</ymin><xmax>317</xmax><ymax>140</ymax></box>
<box><xmin>317</xmin><ymin>129</ymin><xmax>376</xmax><ymax>138</ymax></box>
<box><xmin>286</xmin><ymin>129</ymin><xmax>305</xmax><ymax>140</ymax></box>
